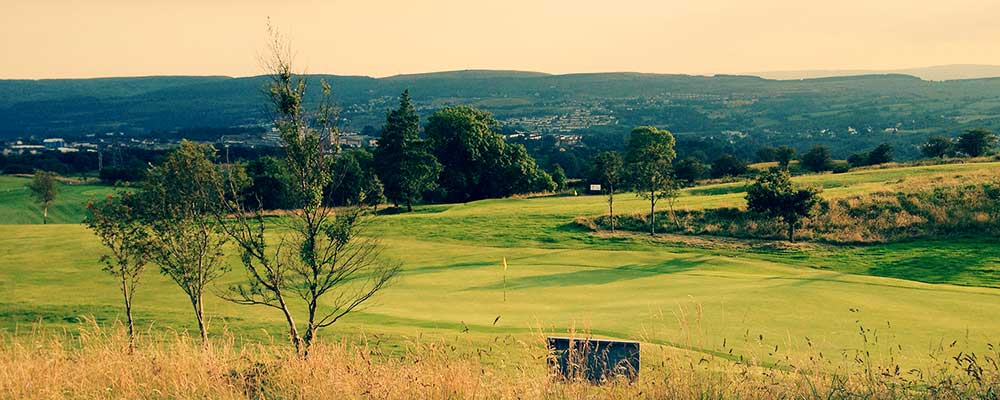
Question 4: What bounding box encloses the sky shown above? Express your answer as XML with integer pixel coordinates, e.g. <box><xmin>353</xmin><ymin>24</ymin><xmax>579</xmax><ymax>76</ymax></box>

<box><xmin>2</xmin><ymin>0</ymin><xmax>999</xmax><ymax>79</ymax></box>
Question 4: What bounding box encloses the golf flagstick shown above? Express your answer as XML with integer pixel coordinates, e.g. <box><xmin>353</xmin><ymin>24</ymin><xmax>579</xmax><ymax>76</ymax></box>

<box><xmin>502</xmin><ymin>257</ymin><xmax>508</xmax><ymax>302</ymax></box>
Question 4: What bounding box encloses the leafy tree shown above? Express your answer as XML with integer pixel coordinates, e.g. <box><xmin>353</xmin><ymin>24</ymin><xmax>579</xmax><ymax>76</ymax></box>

<box><xmin>426</xmin><ymin>106</ymin><xmax>550</xmax><ymax>201</ymax></box>
<box><xmin>217</xmin><ymin>33</ymin><xmax>399</xmax><ymax>357</ymax></box>
<box><xmin>746</xmin><ymin>168</ymin><xmax>823</xmax><ymax>242</ymax></box>
<box><xmin>710</xmin><ymin>154</ymin><xmax>747</xmax><ymax>179</ymax></box>
<box><xmin>847</xmin><ymin>152</ymin><xmax>870</xmax><ymax>168</ymax></box>
<box><xmin>867</xmin><ymin>143</ymin><xmax>893</xmax><ymax>165</ymax></box>
<box><xmin>141</xmin><ymin>140</ymin><xmax>229</xmax><ymax>344</ymax></box>
<box><xmin>673</xmin><ymin>156</ymin><xmax>705</xmax><ymax>185</ymax></box>
<box><xmin>625</xmin><ymin>126</ymin><xmax>677</xmax><ymax>235</ymax></box>
<box><xmin>956</xmin><ymin>128</ymin><xmax>997</xmax><ymax>157</ymax></box>
<box><xmin>756</xmin><ymin>146</ymin><xmax>777</xmax><ymax>163</ymax></box>
<box><xmin>921</xmin><ymin>136</ymin><xmax>953</xmax><ymax>159</ymax></box>
<box><xmin>26</xmin><ymin>170</ymin><xmax>59</xmax><ymax>224</ymax></box>
<box><xmin>85</xmin><ymin>191</ymin><xmax>150</xmax><ymax>349</ymax></box>
<box><xmin>591</xmin><ymin>151</ymin><xmax>623</xmax><ymax>232</ymax></box>
<box><xmin>363</xmin><ymin>176</ymin><xmax>386</xmax><ymax>210</ymax></box>
<box><xmin>800</xmin><ymin>145</ymin><xmax>833</xmax><ymax>172</ymax></box>
<box><xmin>328</xmin><ymin>149</ymin><xmax>384</xmax><ymax>208</ymax></box>
<box><xmin>775</xmin><ymin>146</ymin><xmax>796</xmax><ymax>169</ymax></box>
<box><xmin>374</xmin><ymin>90</ymin><xmax>441</xmax><ymax>211</ymax></box>
<box><xmin>99</xmin><ymin>164</ymin><xmax>145</xmax><ymax>184</ymax></box>
<box><xmin>551</xmin><ymin>164</ymin><xmax>568</xmax><ymax>191</ymax></box>
<box><xmin>242</xmin><ymin>156</ymin><xmax>291</xmax><ymax>209</ymax></box>
<box><xmin>847</xmin><ymin>143</ymin><xmax>891</xmax><ymax>168</ymax></box>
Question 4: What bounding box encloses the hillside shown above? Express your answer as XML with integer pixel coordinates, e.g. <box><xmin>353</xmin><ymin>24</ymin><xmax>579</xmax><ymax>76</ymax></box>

<box><xmin>2</xmin><ymin>72</ymin><xmax>1000</xmax><ymax>160</ymax></box>
<box><xmin>752</xmin><ymin>64</ymin><xmax>1000</xmax><ymax>81</ymax></box>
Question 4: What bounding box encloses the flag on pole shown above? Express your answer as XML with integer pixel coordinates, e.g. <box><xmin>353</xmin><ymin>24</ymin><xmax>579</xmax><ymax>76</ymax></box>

<box><xmin>502</xmin><ymin>257</ymin><xmax>508</xmax><ymax>302</ymax></box>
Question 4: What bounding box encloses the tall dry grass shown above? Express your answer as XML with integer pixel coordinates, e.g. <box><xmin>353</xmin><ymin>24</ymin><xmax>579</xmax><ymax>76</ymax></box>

<box><xmin>3</xmin><ymin>315</ymin><xmax>999</xmax><ymax>399</ymax></box>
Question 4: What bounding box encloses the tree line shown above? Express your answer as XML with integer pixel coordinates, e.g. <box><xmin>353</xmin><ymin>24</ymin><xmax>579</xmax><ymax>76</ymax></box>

<box><xmin>239</xmin><ymin>89</ymin><xmax>556</xmax><ymax>212</ymax></box>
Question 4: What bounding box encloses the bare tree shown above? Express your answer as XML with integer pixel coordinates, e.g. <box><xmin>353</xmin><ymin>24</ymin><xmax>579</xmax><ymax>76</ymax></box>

<box><xmin>218</xmin><ymin>27</ymin><xmax>398</xmax><ymax>357</ymax></box>
<box><xmin>85</xmin><ymin>191</ymin><xmax>150</xmax><ymax>350</ymax></box>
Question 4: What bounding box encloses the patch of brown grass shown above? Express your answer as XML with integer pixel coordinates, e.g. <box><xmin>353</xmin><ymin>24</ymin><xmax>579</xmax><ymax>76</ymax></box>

<box><xmin>3</xmin><ymin>318</ymin><xmax>999</xmax><ymax>399</ymax></box>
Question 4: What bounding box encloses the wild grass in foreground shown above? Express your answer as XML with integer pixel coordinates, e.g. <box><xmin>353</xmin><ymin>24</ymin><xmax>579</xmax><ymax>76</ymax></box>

<box><xmin>3</xmin><ymin>321</ymin><xmax>999</xmax><ymax>399</ymax></box>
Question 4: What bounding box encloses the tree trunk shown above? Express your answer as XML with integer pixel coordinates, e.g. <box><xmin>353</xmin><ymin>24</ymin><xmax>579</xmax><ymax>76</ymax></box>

<box><xmin>120</xmin><ymin>271</ymin><xmax>135</xmax><ymax>352</ymax></box>
<box><xmin>406</xmin><ymin>198</ymin><xmax>412</xmax><ymax>212</ymax></box>
<box><xmin>649</xmin><ymin>193</ymin><xmax>656</xmax><ymax>236</ymax></box>
<box><xmin>608</xmin><ymin>186</ymin><xmax>615</xmax><ymax>233</ymax></box>
<box><xmin>275</xmin><ymin>294</ymin><xmax>302</xmax><ymax>355</ymax></box>
<box><xmin>787</xmin><ymin>222</ymin><xmax>795</xmax><ymax>242</ymax></box>
<box><xmin>302</xmin><ymin>325</ymin><xmax>317</xmax><ymax>359</ymax></box>
<box><xmin>191</xmin><ymin>295</ymin><xmax>208</xmax><ymax>346</ymax></box>
<box><xmin>301</xmin><ymin>300</ymin><xmax>318</xmax><ymax>359</ymax></box>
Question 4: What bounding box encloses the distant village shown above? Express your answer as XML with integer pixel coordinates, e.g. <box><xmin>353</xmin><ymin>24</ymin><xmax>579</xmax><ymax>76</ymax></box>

<box><xmin>1</xmin><ymin>114</ymin><xmax>599</xmax><ymax>158</ymax></box>
<box><xmin>1</xmin><ymin>128</ymin><xmax>383</xmax><ymax>157</ymax></box>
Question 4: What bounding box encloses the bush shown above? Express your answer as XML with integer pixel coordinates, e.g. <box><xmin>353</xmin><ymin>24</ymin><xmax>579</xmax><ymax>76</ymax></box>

<box><xmin>709</xmin><ymin>155</ymin><xmax>747</xmax><ymax>178</ymax></box>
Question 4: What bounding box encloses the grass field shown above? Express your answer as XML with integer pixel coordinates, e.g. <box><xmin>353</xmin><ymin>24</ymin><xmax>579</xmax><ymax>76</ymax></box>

<box><xmin>0</xmin><ymin>175</ymin><xmax>113</xmax><ymax>224</ymax></box>
<box><xmin>2</xmin><ymin>162</ymin><xmax>1000</xmax><ymax>377</ymax></box>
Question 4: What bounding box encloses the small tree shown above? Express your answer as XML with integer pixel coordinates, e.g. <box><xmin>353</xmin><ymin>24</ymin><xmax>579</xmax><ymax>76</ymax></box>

<box><xmin>800</xmin><ymin>145</ymin><xmax>833</xmax><ymax>172</ymax></box>
<box><xmin>673</xmin><ymin>156</ymin><xmax>705</xmax><ymax>185</ymax></box>
<box><xmin>847</xmin><ymin>152</ymin><xmax>870</xmax><ymax>168</ymax></box>
<box><xmin>364</xmin><ymin>175</ymin><xmax>386</xmax><ymax>211</ymax></box>
<box><xmin>217</xmin><ymin>31</ymin><xmax>400</xmax><ymax>357</ymax></box>
<box><xmin>746</xmin><ymin>168</ymin><xmax>823</xmax><ymax>242</ymax></box>
<box><xmin>141</xmin><ymin>141</ymin><xmax>229</xmax><ymax>344</ymax></box>
<box><xmin>710</xmin><ymin>154</ymin><xmax>747</xmax><ymax>179</ymax></box>
<box><xmin>85</xmin><ymin>191</ymin><xmax>150</xmax><ymax>350</ymax></box>
<box><xmin>775</xmin><ymin>146</ymin><xmax>796</xmax><ymax>169</ymax></box>
<box><xmin>591</xmin><ymin>151</ymin><xmax>623</xmax><ymax>232</ymax></box>
<box><xmin>626</xmin><ymin>126</ymin><xmax>676</xmax><ymax>235</ymax></box>
<box><xmin>867</xmin><ymin>143</ymin><xmax>893</xmax><ymax>165</ymax></box>
<box><xmin>921</xmin><ymin>136</ymin><xmax>953</xmax><ymax>159</ymax></box>
<box><xmin>956</xmin><ymin>128</ymin><xmax>997</xmax><ymax>157</ymax></box>
<box><xmin>26</xmin><ymin>170</ymin><xmax>59</xmax><ymax>224</ymax></box>
<box><xmin>756</xmin><ymin>146</ymin><xmax>777</xmax><ymax>163</ymax></box>
<box><xmin>551</xmin><ymin>164</ymin><xmax>568</xmax><ymax>191</ymax></box>
<box><xmin>327</xmin><ymin>149</ymin><xmax>384</xmax><ymax>207</ymax></box>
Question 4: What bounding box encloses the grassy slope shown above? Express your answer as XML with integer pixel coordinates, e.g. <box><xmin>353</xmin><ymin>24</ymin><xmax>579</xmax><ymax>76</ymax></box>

<box><xmin>2</xmin><ymin>162</ymin><xmax>999</xmax><ymax>367</ymax></box>
<box><xmin>0</xmin><ymin>176</ymin><xmax>115</xmax><ymax>224</ymax></box>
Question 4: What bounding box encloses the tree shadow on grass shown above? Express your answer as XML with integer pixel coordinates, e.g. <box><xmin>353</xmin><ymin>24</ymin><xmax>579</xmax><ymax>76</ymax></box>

<box><xmin>867</xmin><ymin>251</ymin><xmax>1000</xmax><ymax>287</ymax></box>
<box><xmin>466</xmin><ymin>255</ymin><xmax>706</xmax><ymax>290</ymax></box>
<box><xmin>0</xmin><ymin>303</ymin><xmax>119</xmax><ymax>326</ymax></box>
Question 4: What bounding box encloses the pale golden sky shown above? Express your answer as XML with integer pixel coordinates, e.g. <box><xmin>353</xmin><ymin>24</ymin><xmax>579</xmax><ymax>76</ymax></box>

<box><xmin>2</xmin><ymin>0</ymin><xmax>999</xmax><ymax>79</ymax></box>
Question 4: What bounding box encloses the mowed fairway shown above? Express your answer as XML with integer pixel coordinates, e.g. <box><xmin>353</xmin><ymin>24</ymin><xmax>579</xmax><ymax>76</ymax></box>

<box><xmin>2</xmin><ymin>162</ymin><xmax>1000</xmax><ymax>368</ymax></box>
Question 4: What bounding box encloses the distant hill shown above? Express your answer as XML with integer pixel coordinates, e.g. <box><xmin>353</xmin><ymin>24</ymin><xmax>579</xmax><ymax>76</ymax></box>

<box><xmin>383</xmin><ymin>70</ymin><xmax>551</xmax><ymax>80</ymax></box>
<box><xmin>750</xmin><ymin>64</ymin><xmax>1000</xmax><ymax>81</ymax></box>
<box><xmin>1</xmin><ymin>70</ymin><xmax>999</xmax><ymax>160</ymax></box>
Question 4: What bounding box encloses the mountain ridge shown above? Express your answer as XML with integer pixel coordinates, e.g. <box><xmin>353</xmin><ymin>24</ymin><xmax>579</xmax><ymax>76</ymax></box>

<box><xmin>749</xmin><ymin>64</ymin><xmax>1000</xmax><ymax>81</ymax></box>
